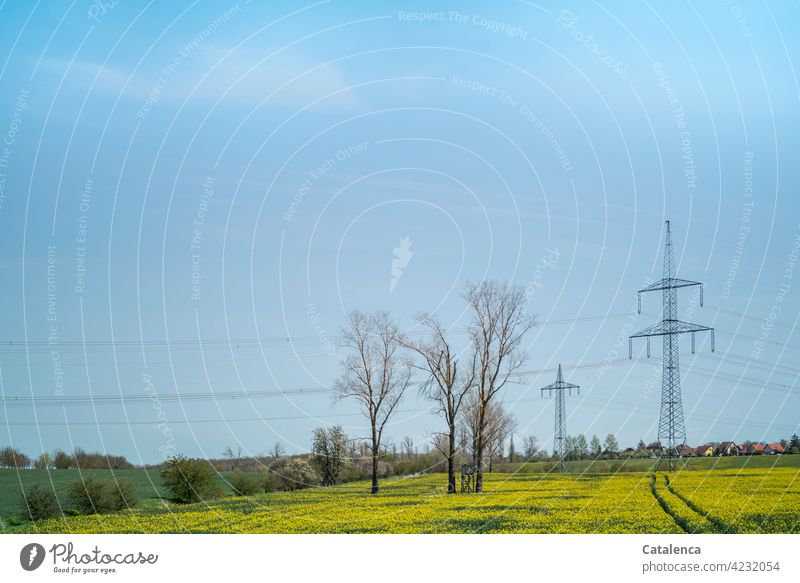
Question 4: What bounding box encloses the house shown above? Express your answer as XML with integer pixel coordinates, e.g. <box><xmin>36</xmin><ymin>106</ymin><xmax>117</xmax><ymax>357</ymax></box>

<box><xmin>677</xmin><ymin>444</ymin><xmax>695</xmax><ymax>457</ymax></box>
<box><xmin>715</xmin><ymin>441</ymin><xmax>738</xmax><ymax>456</ymax></box>
<box><xmin>764</xmin><ymin>443</ymin><xmax>785</xmax><ymax>455</ymax></box>
<box><xmin>751</xmin><ymin>443</ymin><xmax>766</xmax><ymax>455</ymax></box>
<box><xmin>695</xmin><ymin>445</ymin><xmax>714</xmax><ymax>457</ymax></box>
<box><xmin>646</xmin><ymin>442</ymin><xmax>663</xmax><ymax>457</ymax></box>
<box><xmin>738</xmin><ymin>444</ymin><xmax>750</xmax><ymax>455</ymax></box>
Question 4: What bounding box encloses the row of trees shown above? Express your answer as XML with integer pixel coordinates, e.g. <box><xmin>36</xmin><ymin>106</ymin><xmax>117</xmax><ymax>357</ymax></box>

<box><xmin>559</xmin><ymin>434</ymin><xmax>620</xmax><ymax>461</ymax></box>
<box><xmin>334</xmin><ymin>280</ymin><xmax>533</xmax><ymax>494</ymax></box>
<box><xmin>0</xmin><ymin>447</ymin><xmax>133</xmax><ymax>470</ymax></box>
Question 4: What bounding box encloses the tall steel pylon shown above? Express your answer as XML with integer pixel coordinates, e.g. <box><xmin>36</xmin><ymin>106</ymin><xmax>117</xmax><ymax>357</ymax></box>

<box><xmin>540</xmin><ymin>364</ymin><xmax>580</xmax><ymax>472</ymax></box>
<box><xmin>629</xmin><ymin>220</ymin><xmax>714</xmax><ymax>471</ymax></box>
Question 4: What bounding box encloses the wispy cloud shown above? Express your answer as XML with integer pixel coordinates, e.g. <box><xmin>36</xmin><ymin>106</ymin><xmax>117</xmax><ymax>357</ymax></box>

<box><xmin>42</xmin><ymin>46</ymin><xmax>361</xmax><ymax>112</ymax></box>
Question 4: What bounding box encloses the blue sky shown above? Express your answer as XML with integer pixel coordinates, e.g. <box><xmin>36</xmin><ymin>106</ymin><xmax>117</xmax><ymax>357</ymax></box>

<box><xmin>0</xmin><ymin>1</ymin><xmax>798</xmax><ymax>464</ymax></box>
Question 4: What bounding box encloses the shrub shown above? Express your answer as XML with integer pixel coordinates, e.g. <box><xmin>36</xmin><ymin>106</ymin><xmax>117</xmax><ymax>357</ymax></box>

<box><xmin>20</xmin><ymin>483</ymin><xmax>60</xmax><ymax>521</ymax></box>
<box><xmin>273</xmin><ymin>457</ymin><xmax>320</xmax><ymax>491</ymax></box>
<box><xmin>262</xmin><ymin>471</ymin><xmax>281</xmax><ymax>492</ymax></box>
<box><xmin>229</xmin><ymin>471</ymin><xmax>261</xmax><ymax>496</ymax></box>
<box><xmin>68</xmin><ymin>477</ymin><xmax>113</xmax><ymax>515</ymax></box>
<box><xmin>107</xmin><ymin>479</ymin><xmax>138</xmax><ymax>511</ymax></box>
<box><xmin>340</xmin><ymin>457</ymin><xmax>392</xmax><ymax>483</ymax></box>
<box><xmin>66</xmin><ymin>478</ymin><xmax>138</xmax><ymax>515</ymax></box>
<box><xmin>160</xmin><ymin>456</ymin><xmax>218</xmax><ymax>503</ymax></box>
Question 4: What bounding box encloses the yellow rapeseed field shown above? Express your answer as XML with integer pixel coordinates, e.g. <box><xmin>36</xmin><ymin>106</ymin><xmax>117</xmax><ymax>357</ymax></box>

<box><xmin>668</xmin><ymin>468</ymin><xmax>800</xmax><ymax>533</ymax></box>
<box><xmin>17</xmin><ymin>468</ymin><xmax>800</xmax><ymax>534</ymax></box>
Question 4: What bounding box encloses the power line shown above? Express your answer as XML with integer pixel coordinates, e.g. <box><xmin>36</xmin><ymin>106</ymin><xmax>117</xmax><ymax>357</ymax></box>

<box><xmin>714</xmin><ymin>328</ymin><xmax>800</xmax><ymax>354</ymax></box>
<box><xmin>687</xmin><ymin>365</ymin><xmax>800</xmax><ymax>396</ymax></box>
<box><xmin>4</xmin><ymin>394</ymin><xmax>795</xmax><ymax>434</ymax></box>
<box><xmin>3</xmin><ymin>350</ymin><xmax>800</xmax><ymax>409</ymax></box>
<box><xmin>707</xmin><ymin>304</ymin><xmax>799</xmax><ymax>333</ymax></box>
<box><xmin>0</xmin><ymin>387</ymin><xmax>332</xmax><ymax>407</ymax></box>
<box><xmin>0</xmin><ymin>312</ymin><xmax>641</xmax><ymax>354</ymax></box>
<box><xmin>699</xmin><ymin>351</ymin><xmax>800</xmax><ymax>378</ymax></box>
<box><xmin>0</xmin><ymin>408</ymin><xmax>433</xmax><ymax>427</ymax></box>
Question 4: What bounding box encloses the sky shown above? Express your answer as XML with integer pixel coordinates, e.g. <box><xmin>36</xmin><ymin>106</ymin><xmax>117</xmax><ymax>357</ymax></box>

<box><xmin>0</xmin><ymin>1</ymin><xmax>798</xmax><ymax>465</ymax></box>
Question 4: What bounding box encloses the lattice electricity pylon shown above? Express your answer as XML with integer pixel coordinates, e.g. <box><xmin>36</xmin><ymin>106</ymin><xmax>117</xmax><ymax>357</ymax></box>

<box><xmin>629</xmin><ymin>220</ymin><xmax>714</xmax><ymax>471</ymax></box>
<box><xmin>540</xmin><ymin>364</ymin><xmax>580</xmax><ymax>472</ymax></box>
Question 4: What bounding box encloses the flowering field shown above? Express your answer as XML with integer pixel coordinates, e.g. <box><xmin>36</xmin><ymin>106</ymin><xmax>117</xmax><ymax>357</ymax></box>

<box><xmin>9</xmin><ymin>467</ymin><xmax>799</xmax><ymax>534</ymax></box>
<box><xmin>667</xmin><ymin>469</ymin><xmax>800</xmax><ymax>533</ymax></box>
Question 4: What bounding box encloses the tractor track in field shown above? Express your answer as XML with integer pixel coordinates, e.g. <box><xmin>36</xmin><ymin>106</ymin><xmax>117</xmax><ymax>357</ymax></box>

<box><xmin>663</xmin><ymin>475</ymin><xmax>738</xmax><ymax>534</ymax></box>
<box><xmin>649</xmin><ymin>473</ymin><xmax>730</xmax><ymax>534</ymax></box>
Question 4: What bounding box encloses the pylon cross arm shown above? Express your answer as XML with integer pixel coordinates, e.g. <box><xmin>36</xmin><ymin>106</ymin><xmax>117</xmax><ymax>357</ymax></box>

<box><xmin>638</xmin><ymin>277</ymin><xmax>703</xmax><ymax>294</ymax></box>
<box><xmin>630</xmin><ymin>320</ymin><xmax>713</xmax><ymax>338</ymax></box>
<box><xmin>540</xmin><ymin>381</ymin><xmax>579</xmax><ymax>391</ymax></box>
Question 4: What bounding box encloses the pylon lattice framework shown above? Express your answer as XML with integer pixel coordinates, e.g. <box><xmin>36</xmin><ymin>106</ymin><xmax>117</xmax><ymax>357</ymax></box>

<box><xmin>629</xmin><ymin>220</ymin><xmax>714</xmax><ymax>470</ymax></box>
<box><xmin>540</xmin><ymin>364</ymin><xmax>580</xmax><ymax>470</ymax></box>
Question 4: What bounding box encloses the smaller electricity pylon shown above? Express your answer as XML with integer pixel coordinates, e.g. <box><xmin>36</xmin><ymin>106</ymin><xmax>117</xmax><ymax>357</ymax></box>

<box><xmin>541</xmin><ymin>364</ymin><xmax>580</xmax><ymax>472</ymax></box>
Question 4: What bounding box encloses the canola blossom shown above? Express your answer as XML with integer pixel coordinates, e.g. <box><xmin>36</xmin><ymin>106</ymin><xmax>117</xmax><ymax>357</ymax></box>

<box><xmin>15</xmin><ymin>468</ymin><xmax>799</xmax><ymax>534</ymax></box>
<box><xmin>668</xmin><ymin>468</ymin><xmax>800</xmax><ymax>533</ymax></box>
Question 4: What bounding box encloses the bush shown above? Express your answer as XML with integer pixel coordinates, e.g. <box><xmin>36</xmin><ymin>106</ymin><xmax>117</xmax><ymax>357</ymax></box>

<box><xmin>20</xmin><ymin>484</ymin><xmax>60</xmax><ymax>521</ymax></box>
<box><xmin>229</xmin><ymin>471</ymin><xmax>261</xmax><ymax>496</ymax></box>
<box><xmin>67</xmin><ymin>478</ymin><xmax>138</xmax><ymax>515</ymax></box>
<box><xmin>262</xmin><ymin>471</ymin><xmax>281</xmax><ymax>493</ymax></box>
<box><xmin>68</xmin><ymin>477</ymin><xmax>113</xmax><ymax>515</ymax></box>
<box><xmin>340</xmin><ymin>457</ymin><xmax>392</xmax><ymax>483</ymax></box>
<box><xmin>161</xmin><ymin>456</ymin><xmax>218</xmax><ymax>503</ymax></box>
<box><xmin>108</xmin><ymin>479</ymin><xmax>138</xmax><ymax>511</ymax></box>
<box><xmin>272</xmin><ymin>457</ymin><xmax>320</xmax><ymax>491</ymax></box>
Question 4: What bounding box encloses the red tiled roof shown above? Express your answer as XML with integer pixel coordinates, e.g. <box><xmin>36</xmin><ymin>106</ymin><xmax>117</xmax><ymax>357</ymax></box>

<box><xmin>766</xmin><ymin>443</ymin><xmax>785</xmax><ymax>452</ymax></box>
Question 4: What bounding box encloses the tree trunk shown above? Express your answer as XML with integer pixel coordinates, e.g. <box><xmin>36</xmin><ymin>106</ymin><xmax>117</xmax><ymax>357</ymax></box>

<box><xmin>371</xmin><ymin>425</ymin><xmax>379</xmax><ymax>494</ymax></box>
<box><xmin>475</xmin><ymin>406</ymin><xmax>486</xmax><ymax>492</ymax></box>
<box><xmin>475</xmin><ymin>438</ymin><xmax>484</xmax><ymax>492</ymax></box>
<box><xmin>447</xmin><ymin>427</ymin><xmax>456</xmax><ymax>494</ymax></box>
<box><xmin>371</xmin><ymin>453</ymin><xmax>379</xmax><ymax>494</ymax></box>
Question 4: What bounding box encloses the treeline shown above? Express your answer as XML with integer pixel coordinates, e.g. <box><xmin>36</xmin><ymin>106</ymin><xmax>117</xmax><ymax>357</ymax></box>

<box><xmin>0</xmin><ymin>446</ymin><xmax>134</xmax><ymax>470</ymax></box>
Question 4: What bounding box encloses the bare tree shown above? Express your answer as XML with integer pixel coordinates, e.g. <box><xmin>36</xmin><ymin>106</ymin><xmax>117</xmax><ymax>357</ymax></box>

<box><xmin>523</xmin><ymin>435</ymin><xmax>539</xmax><ymax>460</ymax></box>
<box><xmin>269</xmin><ymin>441</ymin><xmax>285</xmax><ymax>464</ymax></box>
<box><xmin>223</xmin><ymin>445</ymin><xmax>244</xmax><ymax>471</ymax></box>
<box><xmin>461</xmin><ymin>394</ymin><xmax>516</xmax><ymax>474</ymax></box>
<box><xmin>334</xmin><ymin>310</ymin><xmax>412</xmax><ymax>494</ymax></box>
<box><xmin>404</xmin><ymin>313</ymin><xmax>476</xmax><ymax>493</ymax></box>
<box><xmin>430</xmin><ymin>433</ymin><xmax>449</xmax><ymax>460</ymax></box>
<box><xmin>464</xmin><ymin>280</ymin><xmax>533</xmax><ymax>491</ymax></box>
<box><xmin>400</xmin><ymin>435</ymin><xmax>415</xmax><ymax>459</ymax></box>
